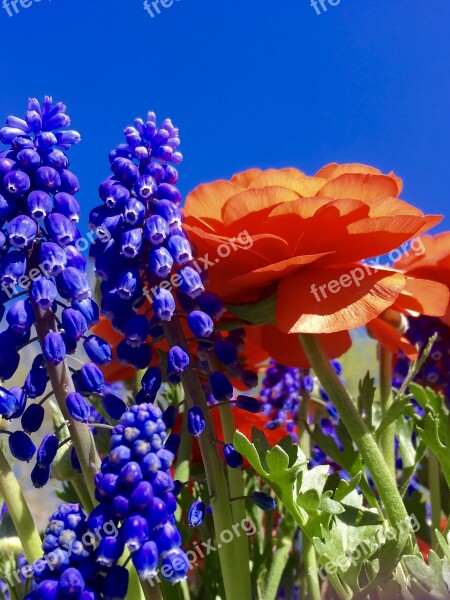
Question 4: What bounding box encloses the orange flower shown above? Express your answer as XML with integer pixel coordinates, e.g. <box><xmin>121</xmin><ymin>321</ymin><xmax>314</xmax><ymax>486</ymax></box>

<box><xmin>184</xmin><ymin>165</ymin><xmax>448</xmax><ymax>362</ymax></box>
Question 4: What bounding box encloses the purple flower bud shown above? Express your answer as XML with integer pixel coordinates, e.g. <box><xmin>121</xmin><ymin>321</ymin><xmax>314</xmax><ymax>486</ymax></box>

<box><xmin>163</xmin><ymin>165</ymin><xmax>178</xmax><ymax>184</ymax></box>
<box><xmin>21</xmin><ymin>403</ymin><xmax>45</xmax><ymax>433</ymax></box>
<box><xmin>123</xmin><ymin>197</ymin><xmax>145</xmax><ymax>226</ymax></box>
<box><xmin>164</xmin><ymin>433</ymin><xmax>181</xmax><ymax>455</ymax></box>
<box><xmin>121</xmin><ymin>228</ymin><xmax>142</xmax><ymax>258</ymax></box>
<box><xmin>59</xmin><ymin>170</ymin><xmax>80</xmax><ymax>194</ymax></box>
<box><xmin>54</xmin><ymin>192</ymin><xmax>80</xmax><ymax>222</ymax></box>
<box><xmin>46</xmin><ymin>213</ymin><xmax>77</xmax><ymax>246</ymax></box>
<box><xmin>157</xmin><ymin>448</ymin><xmax>175</xmax><ymax>470</ymax></box>
<box><xmin>235</xmin><ymin>395</ymin><xmax>263</xmax><ymax>413</ymax></box>
<box><xmin>157</xmin><ymin>183</ymin><xmax>181</xmax><ymax>204</ymax></box>
<box><xmin>0</xmin><ymin>251</ymin><xmax>26</xmax><ymax>287</ymax></box>
<box><xmin>117</xmin><ymin>340</ymin><xmax>152</xmax><ymax>370</ymax></box>
<box><xmin>143</xmin><ymin>161</ymin><xmax>164</xmax><ymax>182</ymax></box>
<box><xmin>251</xmin><ymin>491</ymin><xmax>277</xmax><ymax>511</ymax></box>
<box><xmin>0</xmin><ymin>127</ymin><xmax>28</xmax><ymax>143</ymax></box>
<box><xmin>65</xmin><ymin>244</ymin><xmax>86</xmax><ymax>271</ymax></box>
<box><xmin>124</xmin><ymin>315</ymin><xmax>149</xmax><ymax>347</ymax></box>
<box><xmin>55</xmin><ymin>130</ymin><xmax>81</xmax><ymax>147</ymax></box>
<box><xmin>187</xmin><ymin>500</ymin><xmax>206</xmax><ymax>527</ymax></box>
<box><xmin>26</xmin><ymin>109</ymin><xmax>42</xmax><ymax>132</ymax></box>
<box><xmin>131</xmin><ymin>541</ymin><xmax>159</xmax><ymax>580</ymax></box>
<box><xmin>121</xmin><ymin>515</ymin><xmax>149</xmax><ymax>551</ymax></box>
<box><xmin>58</xmin><ymin>267</ymin><xmax>90</xmax><ymax>301</ymax></box>
<box><xmin>37</xmin><ymin>434</ymin><xmax>59</xmax><ymax>467</ymax></box>
<box><xmin>44</xmin><ymin>111</ymin><xmax>70</xmax><ymax>129</ymax></box>
<box><xmin>43</xmin><ymin>331</ymin><xmax>67</xmax><ymax>365</ymax></box>
<box><xmin>178</xmin><ymin>266</ymin><xmax>204</xmax><ymax>298</ymax></box>
<box><xmin>187</xmin><ymin>310</ymin><xmax>214</xmax><ymax>338</ymax></box>
<box><xmin>300</xmin><ymin>375</ymin><xmax>315</xmax><ymax>394</ymax></box>
<box><xmin>102</xmin><ymin>394</ymin><xmax>127</xmax><ymax>420</ymax></box>
<box><xmin>59</xmin><ymin>568</ymin><xmax>85</xmax><ymax>596</ymax></box>
<box><xmin>197</xmin><ymin>292</ymin><xmax>226</xmax><ymax>320</ymax></box>
<box><xmin>101</xmin><ymin>566</ymin><xmax>128</xmax><ymax>600</ymax></box>
<box><xmin>111</xmin><ymin>157</ymin><xmax>139</xmax><ymax>186</ymax></box>
<box><xmin>241</xmin><ymin>370</ymin><xmax>259</xmax><ymax>389</ymax></box>
<box><xmin>17</xmin><ymin>148</ymin><xmax>40</xmax><ymax>172</ymax></box>
<box><xmin>66</xmin><ymin>391</ymin><xmax>90</xmax><ymax>423</ymax></box>
<box><xmin>168</xmin><ymin>346</ymin><xmax>190</xmax><ymax>375</ymax></box>
<box><xmin>161</xmin><ymin>548</ymin><xmax>190</xmax><ymax>583</ymax></box>
<box><xmin>0</xmin><ymin>157</ymin><xmax>15</xmax><ymax>178</ymax></box>
<box><xmin>143</xmin><ymin>214</ymin><xmax>169</xmax><ymax>245</ymax></box>
<box><xmin>214</xmin><ymin>339</ymin><xmax>238</xmax><ymax>366</ymax></box>
<box><xmin>162</xmin><ymin>405</ymin><xmax>179</xmax><ymax>430</ymax></box>
<box><xmin>154</xmin><ymin>199</ymin><xmax>182</xmax><ymax>229</ymax></box>
<box><xmin>149</xmin><ymin>246</ymin><xmax>173</xmax><ymax>278</ymax></box>
<box><xmin>95</xmin><ymin>472</ymin><xmax>119</xmax><ymax>498</ymax></box>
<box><xmin>145</xmin><ymin>497</ymin><xmax>169</xmax><ymax>528</ymax></box>
<box><xmin>134</xmin><ymin>174</ymin><xmax>157</xmax><ymax>201</ymax></box>
<box><xmin>97</xmin><ymin>536</ymin><xmax>125</xmax><ymax>568</ymax></box>
<box><xmin>3</xmin><ymin>171</ymin><xmax>30</xmax><ymax>199</ymax></box>
<box><xmin>6</xmin><ymin>299</ymin><xmax>34</xmax><ymax>334</ymax></box>
<box><xmin>152</xmin><ymin>288</ymin><xmax>175</xmax><ymax>321</ymax></box>
<box><xmin>0</xmin><ymin>349</ymin><xmax>20</xmax><ymax>381</ymax></box>
<box><xmin>116</xmin><ymin>268</ymin><xmax>140</xmax><ymax>300</ymax></box>
<box><xmin>0</xmin><ymin>386</ymin><xmax>21</xmax><ymax>419</ymax></box>
<box><xmin>24</xmin><ymin>363</ymin><xmax>48</xmax><ymax>398</ymax></box>
<box><xmin>42</xmin><ymin>148</ymin><xmax>69</xmax><ymax>169</ymax></box>
<box><xmin>7</xmin><ymin>215</ymin><xmax>37</xmax><ymax>248</ymax></box>
<box><xmin>71</xmin><ymin>298</ymin><xmax>99</xmax><ymax>327</ymax></box>
<box><xmin>166</xmin><ymin>234</ymin><xmax>193</xmax><ymax>265</ymax></box>
<box><xmin>83</xmin><ymin>335</ymin><xmax>112</xmax><ymax>365</ymax></box>
<box><xmin>140</xmin><ymin>367</ymin><xmax>162</xmax><ymax>400</ymax></box>
<box><xmin>61</xmin><ymin>307</ymin><xmax>88</xmax><ymax>340</ymax></box>
<box><xmin>75</xmin><ymin>363</ymin><xmax>104</xmax><ymax>394</ymax></box>
<box><xmin>40</xmin><ymin>242</ymin><xmax>66</xmax><ymax>276</ymax></box>
<box><xmin>8</xmin><ymin>387</ymin><xmax>27</xmax><ymax>419</ymax></box>
<box><xmin>187</xmin><ymin>407</ymin><xmax>205</xmax><ymax>437</ymax></box>
<box><xmin>0</xmin><ymin>193</ymin><xmax>15</xmax><ymax>220</ymax></box>
<box><xmin>35</xmin><ymin>131</ymin><xmax>57</xmax><ymax>150</ymax></box>
<box><xmin>34</xmin><ymin>166</ymin><xmax>61</xmax><ymax>193</ymax></box>
<box><xmin>223</xmin><ymin>444</ymin><xmax>243</xmax><ymax>469</ymax></box>
<box><xmin>31</xmin><ymin>463</ymin><xmax>51</xmax><ymax>489</ymax></box>
<box><xmin>210</xmin><ymin>371</ymin><xmax>233</xmax><ymax>401</ymax></box>
<box><xmin>31</xmin><ymin>277</ymin><xmax>58</xmax><ymax>310</ymax></box>
<box><xmin>26</xmin><ymin>190</ymin><xmax>53</xmax><ymax>221</ymax></box>
<box><xmin>9</xmin><ymin>430</ymin><xmax>36</xmax><ymax>462</ymax></box>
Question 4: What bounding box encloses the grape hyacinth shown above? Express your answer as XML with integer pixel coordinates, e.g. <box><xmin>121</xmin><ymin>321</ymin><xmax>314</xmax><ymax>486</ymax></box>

<box><xmin>0</xmin><ymin>98</ymin><xmax>110</xmax><ymax>495</ymax></box>
<box><xmin>394</xmin><ymin>316</ymin><xmax>450</xmax><ymax>406</ymax></box>
<box><xmin>93</xmin><ymin>403</ymin><xmax>189</xmax><ymax>585</ymax></box>
<box><xmin>24</xmin><ymin>503</ymin><xmax>128</xmax><ymax>600</ymax></box>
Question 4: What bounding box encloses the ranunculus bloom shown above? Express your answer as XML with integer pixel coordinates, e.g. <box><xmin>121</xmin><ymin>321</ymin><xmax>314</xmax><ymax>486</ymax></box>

<box><xmin>184</xmin><ymin>165</ymin><xmax>449</xmax><ymax>364</ymax></box>
<box><xmin>395</xmin><ymin>232</ymin><xmax>450</xmax><ymax>327</ymax></box>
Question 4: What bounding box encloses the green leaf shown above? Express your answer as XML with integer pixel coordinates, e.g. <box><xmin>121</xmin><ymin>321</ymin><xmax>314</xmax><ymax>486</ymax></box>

<box><xmin>358</xmin><ymin>372</ymin><xmax>376</xmax><ymax>430</ymax></box>
<box><xmin>403</xmin><ymin>553</ymin><xmax>450</xmax><ymax>598</ymax></box>
<box><xmin>435</xmin><ymin>531</ymin><xmax>450</xmax><ymax>563</ymax></box>
<box><xmin>375</xmin><ymin>397</ymin><xmax>414</xmax><ymax>442</ymax></box>
<box><xmin>225</xmin><ymin>292</ymin><xmax>277</xmax><ymax>326</ymax></box>
<box><xmin>233</xmin><ymin>431</ymin><xmax>267</xmax><ymax>478</ymax></box>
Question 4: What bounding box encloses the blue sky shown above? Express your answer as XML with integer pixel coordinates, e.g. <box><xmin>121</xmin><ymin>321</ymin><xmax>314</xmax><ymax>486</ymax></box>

<box><xmin>1</xmin><ymin>0</ymin><xmax>449</xmax><ymax>231</ymax></box>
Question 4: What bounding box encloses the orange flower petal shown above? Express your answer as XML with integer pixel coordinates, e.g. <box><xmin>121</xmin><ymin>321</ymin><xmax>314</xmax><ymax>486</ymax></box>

<box><xmin>276</xmin><ymin>266</ymin><xmax>406</xmax><ymax>334</ymax></box>
<box><xmin>183</xmin><ymin>180</ymin><xmax>240</xmax><ymax>221</ymax></box>
<box><xmin>221</xmin><ymin>186</ymin><xmax>299</xmax><ymax>228</ymax></box>
<box><xmin>392</xmin><ymin>278</ymin><xmax>450</xmax><ymax>317</ymax></box>
<box><xmin>317</xmin><ymin>173</ymin><xmax>400</xmax><ymax>201</ymax></box>
<box><xmin>230</xmin><ymin>168</ymin><xmax>262</xmax><ymax>188</ymax></box>
<box><xmin>248</xmin><ymin>169</ymin><xmax>326</xmax><ymax>197</ymax></box>
<box><xmin>367</xmin><ymin>318</ymin><xmax>419</xmax><ymax>359</ymax></box>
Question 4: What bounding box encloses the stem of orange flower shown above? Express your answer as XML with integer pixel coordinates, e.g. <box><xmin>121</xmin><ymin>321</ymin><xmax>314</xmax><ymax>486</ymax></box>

<box><xmin>162</xmin><ymin>316</ymin><xmax>251</xmax><ymax>600</ymax></box>
<box><xmin>299</xmin><ymin>334</ymin><xmax>411</xmax><ymax>530</ymax></box>
<box><xmin>378</xmin><ymin>344</ymin><xmax>396</xmax><ymax>478</ymax></box>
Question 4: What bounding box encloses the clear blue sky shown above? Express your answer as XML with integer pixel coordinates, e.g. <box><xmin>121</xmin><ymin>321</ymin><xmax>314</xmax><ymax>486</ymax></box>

<box><xmin>1</xmin><ymin>0</ymin><xmax>449</xmax><ymax>230</ymax></box>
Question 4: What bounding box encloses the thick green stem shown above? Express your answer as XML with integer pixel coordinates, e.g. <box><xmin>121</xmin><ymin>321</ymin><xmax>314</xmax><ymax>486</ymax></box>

<box><xmin>428</xmin><ymin>451</ymin><xmax>442</xmax><ymax>548</ymax></box>
<box><xmin>71</xmin><ymin>473</ymin><xmax>96</xmax><ymax>513</ymax></box>
<box><xmin>162</xmin><ymin>317</ymin><xmax>250</xmax><ymax>600</ymax></box>
<box><xmin>299</xmin><ymin>334</ymin><xmax>409</xmax><ymax>528</ymax></box>
<box><xmin>298</xmin><ymin>370</ymin><xmax>321</xmax><ymax>600</ymax></box>
<box><xmin>140</xmin><ymin>579</ymin><xmax>164</xmax><ymax>600</ymax></box>
<box><xmin>378</xmin><ymin>345</ymin><xmax>395</xmax><ymax>477</ymax></box>
<box><xmin>33</xmin><ymin>306</ymin><xmax>100</xmax><ymax>508</ymax></box>
<box><xmin>218</xmin><ymin>403</ymin><xmax>251</xmax><ymax>599</ymax></box>
<box><xmin>174</xmin><ymin>410</ymin><xmax>192</xmax><ymax>521</ymax></box>
<box><xmin>0</xmin><ymin>448</ymin><xmax>42</xmax><ymax>563</ymax></box>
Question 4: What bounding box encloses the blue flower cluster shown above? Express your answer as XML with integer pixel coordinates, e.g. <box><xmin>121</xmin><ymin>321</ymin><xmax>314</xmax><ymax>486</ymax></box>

<box><xmin>92</xmin><ymin>403</ymin><xmax>189</xmax><ymax>585</ymax></box>
<box><xmin>394</xmin><ymin>316</ymin><xmax>450</xmax><ymax>405</ymax></box>
<box><xmin>0</xmin><ymin>97</ymin><xmax>112</xmax><ymax>483</ymax></box>
<box><xmin>24</xmin><ymin>503</ymin><xmax>128</xmax><ymax>600</ymax></box>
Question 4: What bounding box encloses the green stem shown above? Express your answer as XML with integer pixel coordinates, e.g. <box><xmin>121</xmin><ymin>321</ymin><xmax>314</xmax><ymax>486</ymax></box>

<box><xmin>299</xmin><ymin>334</ymin><xmax>410</xmax><ymax>528</ymax></box>
<box><xmin>162</xmin><ymin>317</ymin><xmax>250</xmax><ymax>600</ymax></box>
<box><xmin>428</xmin><ymin>450</ymin><xmax>442</xmax><ymax>548</ymax></box>
<box><xmin>174</xmin><ymin>409</ymin><xmax>192</xmax><ymax>521</ymax></box>
<box><xmin>0</xmin><ymin>448</ymin><xmax>42</xmax><ymax>563</ymax></box>
<box><xmin>140</xmin><ymin>579</ymin><xmax>164</xmax><ymax>600</ymax></box>
<box><xmin>378</xmin><ymin>345</ymin><xmax>395</xmax><ymax>477</ymax></box>
<box><xmin>71</xmin><ymin>473</ymin><xmax>96</xmax><ymax>513</ymax></box>
<box><xmin>297</xmin><ymin>370</ymin><xmax>321</xmax><ymax>600</ymax></box>
<box><xmin>218</xmin><ymin>402</ymin><xmax>251</xmax><ymax>599</ymax></box>
<box><xmin>33</xmin><ymin>306</ymin><xmax>100</xmax><ymax>508</ymax></box>
<box><xmin>263</xmin><ymin>534</ymin><xmax>291</xmax><ymax>600</ymax></box>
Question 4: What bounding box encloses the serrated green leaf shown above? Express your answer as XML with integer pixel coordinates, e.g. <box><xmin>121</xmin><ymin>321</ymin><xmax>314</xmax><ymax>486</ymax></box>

<box><xmin>375</xmin><ymin>397</ymin><xmax>414</xmax><ymax>441</ymax></box>
<box><xmin>297</xmin><ymin>489</ymin><xmax>321</xmax><ymax>512</ymax></box>
<box><xmin>358</xmin><ymin>372</ymin><xmax>376</xmax><ymax>430</ymax></box>
<box><xmin>265</xmin><ymin>445</ymin><xmax>290</xmax><ymax>475</ymax></box>
<box><xmin>233</xmin><ymin>431</ymin><xmax>267</xmax><ymax>478</ymax></box>
<box><xmin>319</xmin><ymin>496</ymin><xmax>345</xmax><ymax>515</ymax></box>
<box><xmin>334</xmin><ymin>474</ymin><xmax>362</xmax><ymax>503</ymax></box>
<box><xmin>435</xmin><ymin>531</ymin><xmax>450</xmax><ymax>563</ymax></box>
